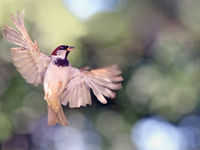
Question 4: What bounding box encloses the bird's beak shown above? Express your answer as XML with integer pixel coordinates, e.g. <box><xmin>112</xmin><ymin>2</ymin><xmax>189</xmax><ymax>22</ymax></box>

<box><xmin>67</xmin><ymin>46</ymin><xmax>75</xmax><ymax>52</ymax></box>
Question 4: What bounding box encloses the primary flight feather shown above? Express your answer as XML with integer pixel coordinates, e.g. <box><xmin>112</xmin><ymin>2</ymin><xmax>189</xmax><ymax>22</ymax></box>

<box><xmin>3</xmin><ymin>11</ymin><xmax>123</xmax><ymax>126</ymax></box>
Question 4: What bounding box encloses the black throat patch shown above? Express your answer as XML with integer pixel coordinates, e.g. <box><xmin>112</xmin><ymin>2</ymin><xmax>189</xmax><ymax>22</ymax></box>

<box><xmin>54</xmin><ymin>58</ymin><xmax>69</xmax><ymax>67</ymax></box>
<box><xmin>53</xmin><ymin>51</ymin><xmax>69</xmax><ymax>67</ymax></box>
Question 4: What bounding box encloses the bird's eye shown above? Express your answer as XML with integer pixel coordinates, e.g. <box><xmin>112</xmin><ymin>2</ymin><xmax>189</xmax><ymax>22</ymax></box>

<box><xmin>59</xmin><ymin>45</ymin><xmax>68</xmax><ymax>50</ymax></box>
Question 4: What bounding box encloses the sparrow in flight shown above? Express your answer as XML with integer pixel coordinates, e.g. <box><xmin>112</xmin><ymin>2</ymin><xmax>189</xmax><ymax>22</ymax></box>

<box><xmin>3</xmin><ymin>11</ymin><xmax>123</xmax><ymax>126</ymax></box>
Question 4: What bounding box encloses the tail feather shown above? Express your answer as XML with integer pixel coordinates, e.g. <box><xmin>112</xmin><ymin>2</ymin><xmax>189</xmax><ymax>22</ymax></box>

<box><xmin>57</xmin><ymin>104</ymin><xmax>68</xmax><ymax>126</ymax></box>
<box><xmin>47</xmin><ymin>105</ymin><xmax>58</xmax><ymax>126</ymax></box>
<box><xmin>47</xmin><ymin>104</ymin><xmax>68</xmax><ymax>126</ymax></box>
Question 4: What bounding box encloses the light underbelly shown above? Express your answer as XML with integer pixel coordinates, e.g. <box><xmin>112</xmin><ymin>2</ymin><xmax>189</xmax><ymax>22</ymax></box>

<box><xmin>43</xmin><ymin>64</ymin><xmax>71</xmax><ymax>100</ymax></box>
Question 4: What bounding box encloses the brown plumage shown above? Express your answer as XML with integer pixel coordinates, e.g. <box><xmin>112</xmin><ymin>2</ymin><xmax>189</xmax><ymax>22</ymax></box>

<box><xmin>3</xmin><ymin>10</ymin><xmax>123</xmax><ymax>126</ymax></box>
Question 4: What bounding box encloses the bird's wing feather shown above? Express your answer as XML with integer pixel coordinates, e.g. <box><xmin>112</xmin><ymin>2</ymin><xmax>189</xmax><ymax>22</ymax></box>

<box><xmin>3</xmin><ymin>10</ymin><xmax>50</xmax><ymax>86</ymax></box>
<box><xmin>60</xmin><ymin>65</ymin><xmax>123</xmax><ymax>108</ymax></box>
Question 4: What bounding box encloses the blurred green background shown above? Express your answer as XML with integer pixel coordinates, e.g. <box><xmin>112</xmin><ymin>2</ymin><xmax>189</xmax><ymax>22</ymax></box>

<box><xmin>1</xmin><ymin>0</ymin><xmax>200</xmax><ymax>150</ymax></box>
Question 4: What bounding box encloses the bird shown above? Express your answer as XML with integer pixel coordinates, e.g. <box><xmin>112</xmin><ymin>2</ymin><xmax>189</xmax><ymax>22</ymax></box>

<box><xmin>3</xmin><ymin>11</ymin><xmax>123</xmax><ymax>126</ymax></box>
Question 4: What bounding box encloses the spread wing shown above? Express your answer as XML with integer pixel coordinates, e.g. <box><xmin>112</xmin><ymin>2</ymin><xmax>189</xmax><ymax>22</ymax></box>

<box><xmin>3</xmin><ymin>10</ymin><xmax>50</xmax><ymax>86</ymax></box>
<box><xmin>60</xmin><ymin>65</ymin><xmax>123</xmax><ymax>108</ymax></box>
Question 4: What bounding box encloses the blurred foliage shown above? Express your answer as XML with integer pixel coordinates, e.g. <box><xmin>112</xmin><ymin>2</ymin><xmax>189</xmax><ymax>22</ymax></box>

<box><xmin>1</xmin><ymin>0</ymin><xmax>200</xmax><ymax>150</ymax></box>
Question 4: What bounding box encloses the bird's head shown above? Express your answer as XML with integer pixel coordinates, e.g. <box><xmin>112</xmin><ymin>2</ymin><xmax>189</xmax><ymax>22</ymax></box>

<box><xmin>51</xmin><ymin>45</ymin><xmax>75</xmax><ymax>59</ymax></box>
